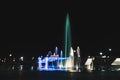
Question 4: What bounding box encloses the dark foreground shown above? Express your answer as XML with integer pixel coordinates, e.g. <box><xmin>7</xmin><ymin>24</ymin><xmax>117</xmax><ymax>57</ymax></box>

<box><xmin>0</xmin><ymin>70</ymin><xmax>120</xmax><ymax>80</ymax></box>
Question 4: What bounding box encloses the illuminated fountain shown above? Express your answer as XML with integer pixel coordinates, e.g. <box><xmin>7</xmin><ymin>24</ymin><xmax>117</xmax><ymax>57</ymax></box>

<box><xmin>37</xmin><ymin>13</ymin><xmax>81</xmax><ymax>72</ymax></box>
<box><xmin>37</xmin><ymin>46</ymin><xmax>81</xmax><ymax>71</ymax></box>
<box><xmin>37</xmin><ymin>56</ymin><xmax>42</xmax><ymax>70</ymax></box>
<box><xmin>45</xmin><ymin>56</ymin><xmax>48</xmax><ymax>70</ymax></box>
<box><xmin>75</xmin><ymin>46</ymin><xmax>81</xmax><ymax>71</ymax></box>
<box><xmin>59</xmin><ymin>50</ymin><xmax>63</xmax><ymax>68</ymax></box>
<box><xmin>65</xmin><ymin>47</ymin><xmax>74</xmax><ymax>69</ymax></box>
<box><xmin>37</xmin><ymin>47</ymin><xmax>67</xmax><ymax>71</ymax></box>
<box><xmin>64</xmin><ymin>13</ymin><xmax>71</xmax><ymax>59</ymax></box>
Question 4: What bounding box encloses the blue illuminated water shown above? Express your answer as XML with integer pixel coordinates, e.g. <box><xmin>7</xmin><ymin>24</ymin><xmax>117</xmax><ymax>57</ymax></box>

<box><xmin>37</xmin><ymin>50</ymin><xmax>71</xmax><ymax>71</ymax></box>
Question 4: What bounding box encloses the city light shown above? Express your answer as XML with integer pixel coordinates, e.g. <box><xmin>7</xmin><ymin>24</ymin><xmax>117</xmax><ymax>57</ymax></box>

<box><xmin>107</xmin><ymin>56</ymin><xmax>109</xmax><ymax>58</ymax></box>
<box><xmin>99</xmin><ymin>52</ymin><xmax>103</xmax><ymax>55</ymax></box>
<box><xmin>2</xmin><ymin>60</ymin><xmax>4</xmax><ymax>62</ymax></box>
<box><xmin>31</xmin><ymin>66</ymin><xmax>34</xmax><ymax>70</ymax></box>
<box><xmin>85</xmin><ymin>58</ymin><xmax>93</xmax><ymax>70</ymax></box>
<box><xmin>102</xmin><ymin>55</ymin><xmax>106</xmax><ymax>58</ymax></box>
<box><xmin>12</xmin><ymin>66</ymin><xmax>15</xmax><ymax>70</ymax></box>
<box><xmin>111</xmin><ymin>58</ymin><xmax>120</xmax><ymax>65</ymax></box>
<box><xmin>13</xmin><ymin>58</ymin><xmax>15</xmax><ymax>62</ymax></box>
<box><xmin>20</xmin><ymin>57</ymin><xmax>24</xmax><ymax>61</ymax></box>
<box><xmin>109</xmin><ymin>48</ymin><xmax>112</xmax><ymax>51</ymax></box>
<box><xmin>32</xmin><ymin>57</ymin><xmax>34</xmax><ymax>60</ymax></box>
<box><xmin>9</xmin><ymin>54</ymin><xmax>12</xmax><ymax>57</ymax></box>
<box><xmin>20</xmin><ymin>65</ymin><xmax>23</xmax><ymax>71</ymax></box>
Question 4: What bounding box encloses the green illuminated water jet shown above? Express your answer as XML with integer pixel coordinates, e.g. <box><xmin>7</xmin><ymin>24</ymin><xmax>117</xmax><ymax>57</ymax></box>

<box><xmin>64</xmin><ymin>13</ymin><xmax>72</xmax><ymax>58</ymax></box>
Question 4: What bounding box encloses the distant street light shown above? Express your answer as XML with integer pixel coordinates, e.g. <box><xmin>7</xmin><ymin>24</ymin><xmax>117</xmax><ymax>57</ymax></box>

<box><xmin>13</xmin><ymin>58</ymin><xmax>15</xmax><ymax>62</ymax></box>
<box><xmin>99</xmin><ymin>52</ymin><xmax>103</xmax><ymax>55</ymax></box>
<box><xmin>20</xmin><ymin>57</ymin><xmax>24</xmax><ymax>61</ymax></box>
<box><xmin>32</xmin><ymin>57</ymin><xmax>34</xmax><ymax>60</ymax></box>
<box><xmin>109</xmin><ymin>48</ymin><xmax>112</xmax><ymax>51</ymax></box>
<box><xmin>9</xmin><ymin>54</ymin><xmax>12</xmax><ymax>57</ymax></box>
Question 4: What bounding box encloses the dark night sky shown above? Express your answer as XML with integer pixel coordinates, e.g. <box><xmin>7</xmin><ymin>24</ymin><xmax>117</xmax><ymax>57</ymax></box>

<box><xmin>0</xmin><ymin>1</ymin><xmax>120</xmax><ymax>57</ymax></box>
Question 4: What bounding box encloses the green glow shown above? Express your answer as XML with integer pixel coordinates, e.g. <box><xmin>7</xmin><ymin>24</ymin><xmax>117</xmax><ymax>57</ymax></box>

<box><xmin>64</xmin><ymin>13</ymin><xmax>71</xmax><ymax>58</ymax></box>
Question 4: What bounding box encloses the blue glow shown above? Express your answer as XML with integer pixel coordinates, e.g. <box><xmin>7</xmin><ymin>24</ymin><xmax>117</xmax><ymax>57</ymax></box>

<box><xmin>37</xmin><ymin>53</ymin><xmax>69</xmax><ymax>71</ymax></box>
<box><xmin>55</xmin><ymin>47</ymin><xmax>58</xmax><ymax>54</ymax></box>
<box><xmin>45</xmin><ymin>57</ymin><xmax>48</xmax><ymax>70</ymax></box>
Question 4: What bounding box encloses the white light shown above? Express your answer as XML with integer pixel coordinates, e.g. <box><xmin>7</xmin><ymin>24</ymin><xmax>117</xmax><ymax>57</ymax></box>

<box><xmin>109</xmin><ymin>48</ymin><xmax>112</xmax><ymax>51</ymax></box>
<box><xmin>85</xmin><ymin>58</ymin><xmax>92</xmax><ymax>65</ymax></box>
<box><xmin>38</xmin><ymin>57</ymin><xmax>42</xmax><ymax>69</ymax></box>
<box><xmin>13</xmin><ymin>58</ymin><xmax>15</xmax><ymax>62</ymax></box>
<box><xmin>99</xmin><ymin>52</ymin><xmax>103</xmax><ymax>55</ymax></box>
<box><xmin>59</xmin><ymin>64</ymin><xmax>63</xmax><ymax>68</ymax></box>
<box><xmin>31</xmin><ymin>66</ymin><xmax>34</xmax><ymax>70</ymax></box>
<box><xmin>73</xmin><ymin>50</ymin><xmax>76</xmax><ymax>52</ymax></box>
<box><xmin>9</xmin><ymin>54</ymin><xmax>12</xmax><ymax>57</ymax></box>
<box><xmin>12</xmin><ymin>66</ymin><xmax>15</xmax><ymax>70</ymax></box>
<box><xmin>45</xmin><ymin>57</ymin><xmax>48</xmax><ymax>69</ymax></box>
<box><xmin>111</xmin><ymin>58</ymin><xmax>120</xmax><ymax>65</ymax></box>
<box><xmin>92</xmin><ymin>57</ymin><xmax>95</xmax><ymax>60</ymax></box>
<box><xmin>20</xmin><ymin>57</ymin><xmax>24</xmax><ymax>61</ymax></box>
<box><xmin>20</xmin><ymin>65</ymin><xmax>23</xmax><ymax>71</ymax></box>
<box><xmin>102</xmin><ymin>56</ymin><xmax>106</xmax><ymax>58</ymax></box>
<box><xmin>85</xmin><ymin>58</ymin><xmax>93</xmax><ymax>71</ymax></box>
<box><xmin>70</xmin><ymin>47</ymin><xmax>74</xmax><ymax>56</ymax></box>
<box><xmin>32</xmin><ymin>57</ymin><xmax>34</xmax><ymax>60</ymax></box>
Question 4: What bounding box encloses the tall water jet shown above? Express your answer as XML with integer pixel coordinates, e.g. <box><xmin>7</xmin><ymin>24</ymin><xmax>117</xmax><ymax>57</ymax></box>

<box><xmin>64</xmin><ymin>13</ymin><xmax>72</xmax><ymax>58</ymax></box>
<box><xmin>76</xmin><ymin>46</ymin><xmax>81</xmax><ymax>70</ymax></box>
<box><xmin>37</xmin><ymin>57</ymin><xmax>42</xmax><ymax>70</ymax></box>
<box><xmin>77</xmin><ymin>46</ymin><xmax>80</xmax><ymax>57</ymax></box>
<box><xmin>55</xmin><ymin>47</ymin><xmax>58</xmax><ymax>55</ymax></box>
<box><xmin>48</xmin><ymin>51</ymin><xmax>52</xmax><ymax>56</ymax></box>
<box><xmin>66</xmin><ymin>47</ymin><xmax>74</xmax><ymax>69</ymax></box>
<box><xmin>70</xmin><ymin>47</ymin><xmax>74</xmax><ymax>68</ymax></box>
<box><xmin>59</xmin><ymin>50</ymin><xmax>63</xmax><ymax>68</ymax></box>
<box><xmin>45</xmin><ymin>56</ymin><xmax>48</xmax><ymax>70</ymax></box>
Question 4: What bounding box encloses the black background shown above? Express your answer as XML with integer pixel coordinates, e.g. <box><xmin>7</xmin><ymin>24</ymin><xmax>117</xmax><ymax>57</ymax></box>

<box><xmin>0</xmin><ymin>1</ymin><xmax>120</xmax><ymax>57</ymax></box>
